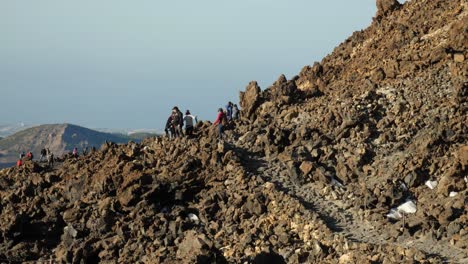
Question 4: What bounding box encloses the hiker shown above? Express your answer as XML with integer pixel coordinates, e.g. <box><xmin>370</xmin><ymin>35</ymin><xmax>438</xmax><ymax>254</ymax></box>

<box><xmin>226</xmin><ymin>102</ymin><xmax>233</xmax><ymax>121</ymax></box>
<box><xmin>165</xmin><ymin>114</ymin><xmax>175</xmax><ymax>138</ymax></box>
<box><xmin>17</xmin><ymin>159</ymin><xmax>22</xmax><ymax>167</ymax></box>
<box><xmin>47</xmin><ymin>152</ymin><xmax>54</xmax><ymax>167</ymax></box>
<box><xmin>82</xmin><ymin>147</ymin><xmax>88</xmax><ymax>156</ymax></box>
<box><xmin>20</xmin><ymin>151</ymin><xmax>25</xmax><ymax>159</ymax></box>
<box><xmin>40</xmin><ymin>148</ymin><xmax>47</xmax><ymax>162</ymax></box>
<box><xmin>173</xmin><ymin>106</ymin><xmax>184</xmax><ymax>136</ymax></box>
<box><xmin>171</xmin><ymin>109</ymin><xmax>182</xmax><ymax>138</ymax></box>
<box><xmin>183</xmin><ymin>110</ymin><xmax>198</xmax><ymax>137</ymax></box>
<box><xmin>72</xmin><ymin>147</ymin><xmax>78</xmax><ymax>158</ymax></box>
<box><xmin>213</xmin><ymin>108</ymin><xmax>227</xmax><ymax>139</ymax></box>
<box><xmin>26</xmin><ymin>151</ymin><xmax>33</xmax><ymax>160</ymax></box>
<box><xmin>232</xmin><ymin>104</ymin><xmax>240</xmax><ymax>120</ymax></box>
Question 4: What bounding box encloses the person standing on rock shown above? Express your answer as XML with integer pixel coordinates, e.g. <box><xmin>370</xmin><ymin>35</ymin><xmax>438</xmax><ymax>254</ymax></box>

<box><xmin>72</xmin><ymin>147</ymin><xmax>78</xmax><ymax>158</ymax></box>
<box><xmin>171</xmin><ymin>109</ymin><xmax>182</xmax><ymax>138</ymax></box>
<box><xmin>172</xmin><ymin>106</ymin><xmax>184</xmax><ymax>137</ymax></box>
<box><xmin>165</xmin><ymin>114</ymin><xmax>174</xmax><ymax>139</ymax></box>
<box><xmin>232</xmin><ymin>104</ymin><xmax>240</xmax><ymax>120</ymax></box>
<box><xmin>20</xmin><ymin>151</ymin><xmax>25</xmax><ymax>159</ymax></box>
<box><xmin>40</xmin><ymin>148</ymin><xmax>47</xmax><ymax>162</ymax></box>
<box><xmin>183</xmin><ymin>110</ymin><xmax>197</xmax><ymax>137</ymax></box>
<box><xmin>47</xmin><ymin>152</ymin><xmax>54</xmax><ymax>168</ymax></box>
<box><xmin>176</xmin><ymin>107</ymin><xmax>184</xmax><ymax>135</ymax></box>
<box><xmin>226</xmin><ymin>101</ymin><xmax>233</xmax><ymax>121</ymax></box>
<box><xmin>213</xmin><ymin>108</ymin><xmax>227</xmax><ymax>139</ymax></box>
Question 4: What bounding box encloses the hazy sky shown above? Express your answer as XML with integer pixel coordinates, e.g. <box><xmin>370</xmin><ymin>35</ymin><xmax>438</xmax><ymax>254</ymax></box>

<box><xmin>1</xmin><ymin>1</ymin><xmax>379</xmax><ymax>130</ymax></box>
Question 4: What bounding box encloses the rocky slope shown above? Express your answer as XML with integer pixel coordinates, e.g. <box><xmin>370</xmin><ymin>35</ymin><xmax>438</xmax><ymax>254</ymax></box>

<box><xmin>0</xmin><ymin>0</ymin><xmax>466</xmax><ymax>263</ymax></box>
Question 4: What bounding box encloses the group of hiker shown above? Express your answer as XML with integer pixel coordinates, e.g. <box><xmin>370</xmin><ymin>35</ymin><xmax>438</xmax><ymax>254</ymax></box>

<box><xmin>214</xmin><ymin>101</ymin><xmax>240</xmax><ymax>139</ymax></box>
<box><xmin>17</xmin><ymin>148</ymin><xmax>54</xmax><ymax>167</ymax></box>
<box><xmin>165</xmin><ymin>106</ymin><xmax>198</xmax><ymax>139</ymax></box>
<box><xmin>16</xmin><ymin>145</ymin><xmax>96</xmax><ymax>167</ymax></box>
<box><xmin>14</xmin><ymin>102</ymin><xmax>241</xmax><ymax>168</ymax></box>
<box><xmin>164</xmin><ymin>102</ymin><xmax>240</xmax><ymax>140</ymax></box>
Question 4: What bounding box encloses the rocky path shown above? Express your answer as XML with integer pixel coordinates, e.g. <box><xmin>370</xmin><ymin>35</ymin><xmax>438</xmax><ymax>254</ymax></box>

<box><xmin>238</xmin><ymin>147</ymin><xmax>468</xmax><ymax>263</ymax></box>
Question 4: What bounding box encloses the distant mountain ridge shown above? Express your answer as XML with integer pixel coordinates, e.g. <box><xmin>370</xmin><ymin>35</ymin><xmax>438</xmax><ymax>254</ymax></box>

<box><xmin>0</xmin><ymin>123</ymin><xmax>140</xmax><ymax>167</ymax></box>
<box><xmin>0</xmin><ymin>123</ymin><xmax>162</xmax><ymax>138</ymax></box>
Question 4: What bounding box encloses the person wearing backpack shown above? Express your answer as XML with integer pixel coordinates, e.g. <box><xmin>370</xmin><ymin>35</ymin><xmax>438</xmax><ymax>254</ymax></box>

<box><xmin>183</xmin><ymin>110</ymin><xmax>197</xmax><ymax>137</ymax></box>
<box><xmin>40</xmin><ymin>148</ymin><xmax>47</xmax><ymax>162</ymax></box>
<box><xmin>72</xmin><ymin>147</ymin><xmax>78</xmax><ymax>158</ymax></box>
<box><xmin>46</xmin><ymin>148</ymin><xmax>54</xmax><ymax>167</ymax></box>
<box><xmin>226</xmin><ymin>101</ymin><xmax>233</xmax><ymax>121</ymax></box>
<box><xmin>172</xmin><ymin>106</ymin><xmax>184</xmax><ymax>137</ymax></box>
<box><xmin>213</xmin><ymin>108</ymin><xmax>226</xmax><ymax>139</ymax></box>
<box><xmin>171</xmin><ymin>109</ymin><xmax>182</xmax><ymax>138</ymax></box>
<box><xmin>232</xmin><ymin>104</ymin><xmax>240</xmax><ymax>120</ymax></box>
<box><xmin>165</xmin><ymin>114</ymin><xmax>175</xmax><ymax>139</ymax></box>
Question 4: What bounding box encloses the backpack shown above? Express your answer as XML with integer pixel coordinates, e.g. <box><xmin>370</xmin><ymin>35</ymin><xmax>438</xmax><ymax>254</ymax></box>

<box><xmin>221</xmin><ymin>112</ymin><xmax>228</xmax><ymax>125</ymax></box>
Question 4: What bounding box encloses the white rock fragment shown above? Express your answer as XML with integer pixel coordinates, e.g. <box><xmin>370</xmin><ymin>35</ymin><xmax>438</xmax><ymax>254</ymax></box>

<box><xmin>64</xmin><ymin>225</ymin><xmax>78</xmax><ymax>238</ymax></box>
<box><xmin>425</xmin><ymin>180</ymin><xmax>438</xmax><ymax>190</ymax></box>
<box><xmin>397</xmin><ymin>200</ymin><xmax>417</xmax><ymax>214</ymax></box>
<box><xmin>449</xmin><ymin>192</ymin><xmax>458</xmax><ymax>197</ymax></box>
<box><xmin>188</xmin><ymin>213</ymin><xmax>199</xmax><ymax>222</ymax></box>
<box><xmin>386</xmin><ymin>200</ymin><xmax>417</xmax><ymax>219</ymax></box>
<box><xmin>386</xmin><ymin>208</ymin><xmax>403</xmax><ymax>220</ymax></box>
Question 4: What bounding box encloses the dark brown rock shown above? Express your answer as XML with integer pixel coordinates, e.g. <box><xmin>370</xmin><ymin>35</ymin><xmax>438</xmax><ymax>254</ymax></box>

<box><xmin>240</xmin><ymin>81</ymin><xmax>262</xmax><ymax>120</ymax></box>
<box><xmin>376</xmin><ymin>0</ymin><xmax>401</xmax><ymax>18</ymax></box>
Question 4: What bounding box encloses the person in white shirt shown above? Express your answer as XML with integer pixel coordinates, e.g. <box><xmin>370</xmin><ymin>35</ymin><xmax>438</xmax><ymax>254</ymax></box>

<box><xmin>183</xmin><ymin>110</ymin><xmax>198</xmax><ymax>137</ymax></box>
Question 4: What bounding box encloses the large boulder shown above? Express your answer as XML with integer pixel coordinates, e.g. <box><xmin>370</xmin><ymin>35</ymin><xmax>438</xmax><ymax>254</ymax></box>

<box><xmin>295</xmin><ymin>62</ymin><xmax>324</xmax><ymax>97</ymax></box>
<box><xmin>376</xmin><ymin>0</ymin><xmax>401</xmax><ymax>18</ymax></box>
<box><xmin>266</xmin><ymin>74</ymin><xmax>302</xmax><ymax>104</ymax></box>
<box><xmin>240</xmin><ymin>81</ymin><xmax>262</xmax><ymax>120</ymax></box>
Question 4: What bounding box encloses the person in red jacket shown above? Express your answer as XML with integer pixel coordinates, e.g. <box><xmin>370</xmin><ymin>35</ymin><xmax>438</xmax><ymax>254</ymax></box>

<box><xmin>213</xmin><ymin>108</ymin><xmax>226</xmax><ymax>139</ymax></box>
<box><xmin>17</xmin><ymin>159</ymin><xmax>22</xmax><ymax>167</ymax></box>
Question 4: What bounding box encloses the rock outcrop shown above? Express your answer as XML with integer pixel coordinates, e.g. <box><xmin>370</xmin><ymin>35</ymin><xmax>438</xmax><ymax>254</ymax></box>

<box><xmin>376</xmin><ymin>0</ymin><xmax>401</xmax><ymax>19</ymax></box>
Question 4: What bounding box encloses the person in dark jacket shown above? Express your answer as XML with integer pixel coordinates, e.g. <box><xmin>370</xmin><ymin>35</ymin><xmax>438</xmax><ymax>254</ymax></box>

<box><xmin>171</xmin><ymin>109</ymin><xmax>182</xmax><ymax>138</ymax></box>
<box><xmin>173</xmin><ymin>106</ymin><xmax>184</xmax><ymax>136</ymax></box>
<box><xmin>40</xmin><ymin>148</ymin><xmax>47</xmax><ymax>162</ymax></box>
<box><xmin>165</xmin><ymin>115</ymin><xmax>175</xmax><ymax>138</ymax></box>
<box><xmin>226</xmin><ymin>102</ymin><xmax>233</xmax><ymax>121</ymax></box>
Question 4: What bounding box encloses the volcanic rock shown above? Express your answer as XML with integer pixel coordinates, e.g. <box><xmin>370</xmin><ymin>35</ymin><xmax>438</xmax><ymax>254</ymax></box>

<box><xmin>0</xmin><ymin>0</ymin><xmax>467</xmax><ymax>263</ymax></box>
